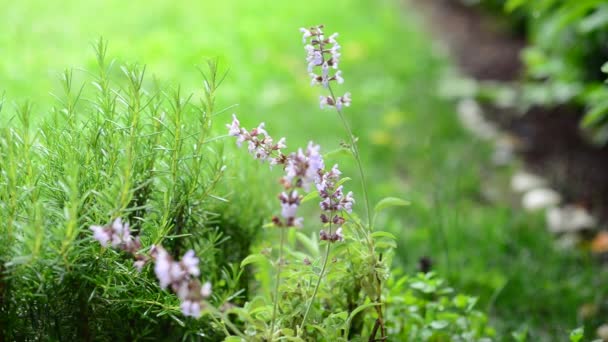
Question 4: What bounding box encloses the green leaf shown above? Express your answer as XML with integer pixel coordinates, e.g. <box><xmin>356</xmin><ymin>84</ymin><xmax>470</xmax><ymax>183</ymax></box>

<box><xmin>374</xmin><ymin>240</ymin><xmax>397</xmax><ymax>250</ymax></box>
<box><xmin>281</xmin><ymin>328</ymin><xmax>295</xmax><ymax>336</ymax></box>
<box><xmin>602</xmin><ymin>61</ymin><xmax>608</xmax><ymax>74</ymax></box>
<box><xmin>296</xmin><ymin>232</ymin><xmax>319</xmax><ymax>256</ymax></box>
<box><xmin>374</xmin><ymin>197</ymin><xmax>410</xmax><ymax>214</ymax></box>
<box><xmin>582</xmin><ymin>99</ymin><xmax>608</xmax><ymax>127</ymax></box>
<box><xmin>335</xmin><ymin>177</ymin><xmax>352</xmax><ymax>187</ymax></box>
<box><xmin>569</xmin><ymin>327</ymin><xmax>584</xmax><ymax>342</ymax></box>
<box><xmin>223</xmin><ymin>337</ymin><xmax>243</xmax><ymax>342</ymax></box>
<box><xmin>512</xmin><ymin>325</ymin><xmax>528</xmax><ymax>342</ymax></box>
<box><xmin>430</xmin><ymin>320</ymin><xmax>449</xmax><ymax>330</ymax></box>
<box><xmin>505</xmin><ymin>0</ymin><xmax>526</xmax><ymax>12</ymax></box>
<box><xmin>301</xmin><ymin>190</ymin><xmax>319</xmax><ymax>204</ymax></box>
<box><xmin>345</xmin><ymin>302</ymin><xmax>381</xmax><ymax>334</ymax></box>
<box><xmin>262</xmin><ymin>221</ymin><xmax>277</xmax><ymax>228</ymax></box>
<box><xmin>240</xmin><ymin>253</ymin><xmax>267</xmax><ymax>268</ymax></box>
<box><xmin>323</xmin><ymin>147</ymin><xmax>351</xmax><ymax>159</ymax></box>
<box><xmin>370</xmin><ymin>231</ymin><xmax>397</xmax><ymax>241</ymax></box>
<box><xmin>373</xmin><ymin>197</ymin><xmax>410</xmax><ymax>225</ymax></box>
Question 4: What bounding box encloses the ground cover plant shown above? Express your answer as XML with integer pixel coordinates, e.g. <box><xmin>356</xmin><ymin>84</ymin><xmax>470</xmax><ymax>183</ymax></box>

<box><xmin>1</xmin><ymin>0</ymin><xmax>608</xmax><ymax>340</ymax></box>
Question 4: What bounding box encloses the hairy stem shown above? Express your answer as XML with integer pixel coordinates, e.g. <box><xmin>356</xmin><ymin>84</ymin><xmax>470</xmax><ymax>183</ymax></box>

<box><xmin>207</xmin><ymin>305</ymin><xmax>247</xmax><ymax>339</ymax></box>
<box><xmin>298</xmin><ymin>222</ymin><xmax>333</xmax><ymax>335</ymax></box>
<box><xmin>328</xmin><ymin>85</ymin><xmax>372</xmax><ymax>227</ymax></box>
<box><xmin>327</xmin><ymin>85</ymin><xmax>387</xmax><ymax>340</ymax></box>
<box><xmin>269</xmin><ymin>227</ymin><xmax>286</xmax><ymax>341</ymax></box>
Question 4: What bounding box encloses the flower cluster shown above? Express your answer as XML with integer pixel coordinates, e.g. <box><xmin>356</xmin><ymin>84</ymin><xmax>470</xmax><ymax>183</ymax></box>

<box><xmin>301</xmin><ymin>25</ymin><xmax>351</xmax><ymax>109</ymax></box>
<box><xmin>90</xmin><ymin>217</ymin><xmax>141</xmax><ymax>253</ymax></box>
<box><xmin>151</xmin><ymin>245</ymin><xmax>212</xmax><ymax>318</ymax></box>
<box><xmin>283</xmin><ymin>142</ymin><xmax>324</xmax><ymax>192</ymax></box>
<box><xmin>317</xmin><ymin>164</ymin><xmax>354</xmax><ymax>242</ymax></box>
<box><xmin>228</xmin><ymin>115</ymin><xmax>353</xmax><ymax>236</ymax></box>
<box><xmin>320</xmin><ymin>92</ymin><xmax>351</xmax><ymax>111</ymax></box>
<box><xmin>319</xmin><ymin>228</ymin><xmax>344</xmax><ymax>243</ymax></box>
<box><xmin>275</xmin><ymin>142</ymin><xmax>325</xmax><ymax>227</ymax></box>
<box><xmin>90</xmin><ymin>218</ymin><xmax>148</xmax><ymax>270</ymax></box>
<box><xmin>276</xmin><ymin>190</ymin><xmax>303</xmax><ymax>228</ymax></box>
<box><xmin>90</xmin><ymin>218</ymin><xmax>212</xmax><ymax>317</ymax></box>
<box><xmin>227</xmin><ymin>114</ymin><xmax>286</xmax><ymax>165</ymax></box>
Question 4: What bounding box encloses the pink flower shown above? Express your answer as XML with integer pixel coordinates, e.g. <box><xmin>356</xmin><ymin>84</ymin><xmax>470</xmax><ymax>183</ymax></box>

<box><xmin>181</xmin><ymin>250</ymin><xmax>200</xmax><ymax>277</ymax></box>
<box><xmin>153</xmin><ymin>245</ymin><xmax>173</xmax><ymax>289</ymax></box>
<box><xmin>227</xmin><ymin>114</ymin><xmax>241</xmax><ymax>137</ymax></box>
<box><xmin>335</xmin><ymin>227</ymin><xmax>344</xmax><ymax>242</ymax></box>
<box><xmin>133</xmin><ymin>260</ymin><xmax>146</xmax><ymax>272</ymax></box>
<box><xmin>201</xmin><ymin>281</ymin><xmax>212</xmax><ymax>298</ymax></box>
<box><xmin>301</xmin><ymin>25</ymin><xmax>345</xmax><ymax>89</ymax></box>
<box><xmin>228</xmin><ymin>115</ymin><xmax>287</xmax><ymax>164</ymax></box>
<box><xmin>284</xmin><ymin>142</ymin><xmax>324</xmax><ymax>191</ymax></box>
<box><xmin>180</xmin><ymin>300</ymin><xmax>202</xmax><ymax>318</ymax></box>
<box><xmin>90</xmin><ymin>225</ymin><xmax>111</xmax><ymax>247</ymax></box>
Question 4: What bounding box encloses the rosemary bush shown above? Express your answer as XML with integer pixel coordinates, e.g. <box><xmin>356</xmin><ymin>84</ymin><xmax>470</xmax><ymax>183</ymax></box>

<box><xmin>0</xmin><ymin>39</ymin><xmax>262</xmax><ymax>340</ymax></box>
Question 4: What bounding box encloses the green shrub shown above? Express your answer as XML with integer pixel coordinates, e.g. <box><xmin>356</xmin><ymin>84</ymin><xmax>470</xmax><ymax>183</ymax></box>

<box><xmin>0</xmin><ymin>40</ymin><xmax>263</xmax><ymax>340</ymax></box>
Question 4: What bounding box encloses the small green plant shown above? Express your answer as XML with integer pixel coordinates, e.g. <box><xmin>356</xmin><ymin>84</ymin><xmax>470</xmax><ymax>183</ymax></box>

<box><xmin>385</xmin><ymin>272</ymin><xmax>495</xmax><ymax>340</ymax></box>
<box><xmin>569</xmin><ymin>327</ymin><xmax>584</xmax><ymax>342</ymax></box>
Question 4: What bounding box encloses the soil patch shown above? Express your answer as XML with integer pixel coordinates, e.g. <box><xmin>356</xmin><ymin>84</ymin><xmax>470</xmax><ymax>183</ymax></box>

<box><xmin>411</xmin><ymin>0</ymin><xmax>608</xmax><ymax>221</ymax></box>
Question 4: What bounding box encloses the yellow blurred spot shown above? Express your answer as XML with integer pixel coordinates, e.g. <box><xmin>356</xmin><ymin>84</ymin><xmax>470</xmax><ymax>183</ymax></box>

<box><xmin>370</xmin><ymin>130</ymin><xmax>391</xmax><ymax>146</ymax></box>
<box><xmin>343</xmin><ymin>42</ymin><xmax>367</xmax><ymax>62</ymax></box>
<box><xmin>383</xmin><ymin>110</ymin><xmax>404</xmax><ymax>127</ymax></box>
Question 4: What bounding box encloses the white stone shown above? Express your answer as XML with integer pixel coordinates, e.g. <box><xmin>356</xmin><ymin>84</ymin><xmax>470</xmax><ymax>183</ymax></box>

<box><xmin>597</xmin><ymin>323</ymin><xmax>608</xmax><ymax>341</ymax></box>
<box><xmin>492</xmin><ymin>137</ymin><xmax>515</xmax><ymax>166</ymax></box>
<box><xmin>554</xmin><ymin>233</ymin><xmax>581</xmax><ymax>250</ymax></box>
<box><xmin>546</xmin><ymin>205</ymin><xmax>597</xmax><ymax>234</ymax></box>
<box><xmin>511</xmin><ymin>171</ymin><xmax>547</xmax><ymax>193</ymax></box>
<box><xmin>522</xmin><ymin>188</ymin><xmax>561</xmax><ymax>211</ymax></box>
<box><xmin>457</xmin><ymin>98</ymin><xmax>499</xmax><ymax>141</ymax></box>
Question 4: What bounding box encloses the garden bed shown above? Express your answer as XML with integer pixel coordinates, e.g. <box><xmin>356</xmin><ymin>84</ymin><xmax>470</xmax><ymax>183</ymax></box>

<box><xmin>414</xmin><ymin>0</ymin><xmax>608</xmax><ymax>222</ymax></box>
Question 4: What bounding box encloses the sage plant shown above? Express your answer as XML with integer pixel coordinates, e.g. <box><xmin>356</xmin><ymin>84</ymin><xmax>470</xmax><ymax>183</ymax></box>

<box><xmin>300</xmin><ymin>24</ymin><xmax>390</xmax><ymax>339</ymax></box>
<box><xmin>228</xmin><ymin>111</ymin><xmax>354</xmax><ymax>339</ymax></box>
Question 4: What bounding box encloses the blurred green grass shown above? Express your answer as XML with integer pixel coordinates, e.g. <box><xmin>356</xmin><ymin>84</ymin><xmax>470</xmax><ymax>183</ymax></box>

<box><xmin>1</xmin><ymin>0</ymin><xmax>607</xmax><ymax>340</ymax></box>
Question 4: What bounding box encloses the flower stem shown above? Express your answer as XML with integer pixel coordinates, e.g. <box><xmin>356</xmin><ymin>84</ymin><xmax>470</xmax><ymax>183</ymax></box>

<box><xmin>327</xmin><ymin>85</ymin><xmax>372</xmax><ymax>228</ymax></box>
<box><xmin>269</xmin><ymin>227</ymin><xmax>286</xmax><ymax>341</ymax></box>
<box><xmin>298</xmin><ymin>223</ymin><xmax>332</xmax><ymax>336</ymax></box>
<box><xmin>327</xmin><ymin>86</ymin><xmax>387</xmax><ymax>340</ymax></box>
<box><xmin>207</xmin><ymin>305</ymin><xmax>247</xmax><ymax>339</ymax></box>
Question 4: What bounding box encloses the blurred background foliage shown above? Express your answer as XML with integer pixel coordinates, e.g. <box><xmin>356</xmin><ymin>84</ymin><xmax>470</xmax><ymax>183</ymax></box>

<box><xmin>457</xmin><ymin>0</ymin><xmax>608</xmax><ymax>142</ymax></box>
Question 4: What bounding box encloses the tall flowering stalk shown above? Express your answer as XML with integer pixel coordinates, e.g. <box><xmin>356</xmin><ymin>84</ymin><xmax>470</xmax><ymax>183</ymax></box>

<box><xmin>227</xmin><ymin>112</ymin><xmax>353</xmax><ymax>339</ymax></box>
<box><xmin>301</xmin><ymin>25</ymin><xmax>367</xmax><ymax>222</ymax></box>
<box><xmin>300</xmin><ymin>24</ymin><xmax>386</xmax><ymax>339</ymax></box>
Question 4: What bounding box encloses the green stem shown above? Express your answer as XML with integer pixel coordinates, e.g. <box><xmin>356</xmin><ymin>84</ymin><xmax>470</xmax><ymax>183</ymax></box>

<box><xmin>327</xmin><ymin>86</ymin><xmax>387</xmax><ymax>340</ymax></box>
<box><xmin>327</xmin><ymin>86</ymin><xmax>372</xmax><ymax>229</ymax></box>
<box><xmin>298</xmin><ymin>222</ymin><xmax>333</xmax><ymax>336</ymax></box>
<box><xmin>207</xmin><ymin>305</ymin><xmax>247</xmax><ymax>339</ymax></box>
<box><xmin>208</xmin><ymin>312</ymin><xmax>231</xmax><ymax>337</ymax></box>
<box><xmin>269</xmin><ymin>227</ymin><xmax>286</xmax><ymax>341</ymax></box>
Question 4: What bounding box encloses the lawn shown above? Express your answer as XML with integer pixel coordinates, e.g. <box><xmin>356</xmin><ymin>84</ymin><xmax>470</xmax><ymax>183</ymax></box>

<box><xmin>1</xmin><ymin>0</ymin><xmax>606</xmax><ymax>340</ymax></box>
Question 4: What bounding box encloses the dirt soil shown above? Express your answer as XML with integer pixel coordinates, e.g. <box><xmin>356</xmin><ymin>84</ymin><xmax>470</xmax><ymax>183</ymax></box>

<box><xmin>412</xmin><ymin>0</ymin><xmax>608</xmax><ymax>222</ymax></box>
